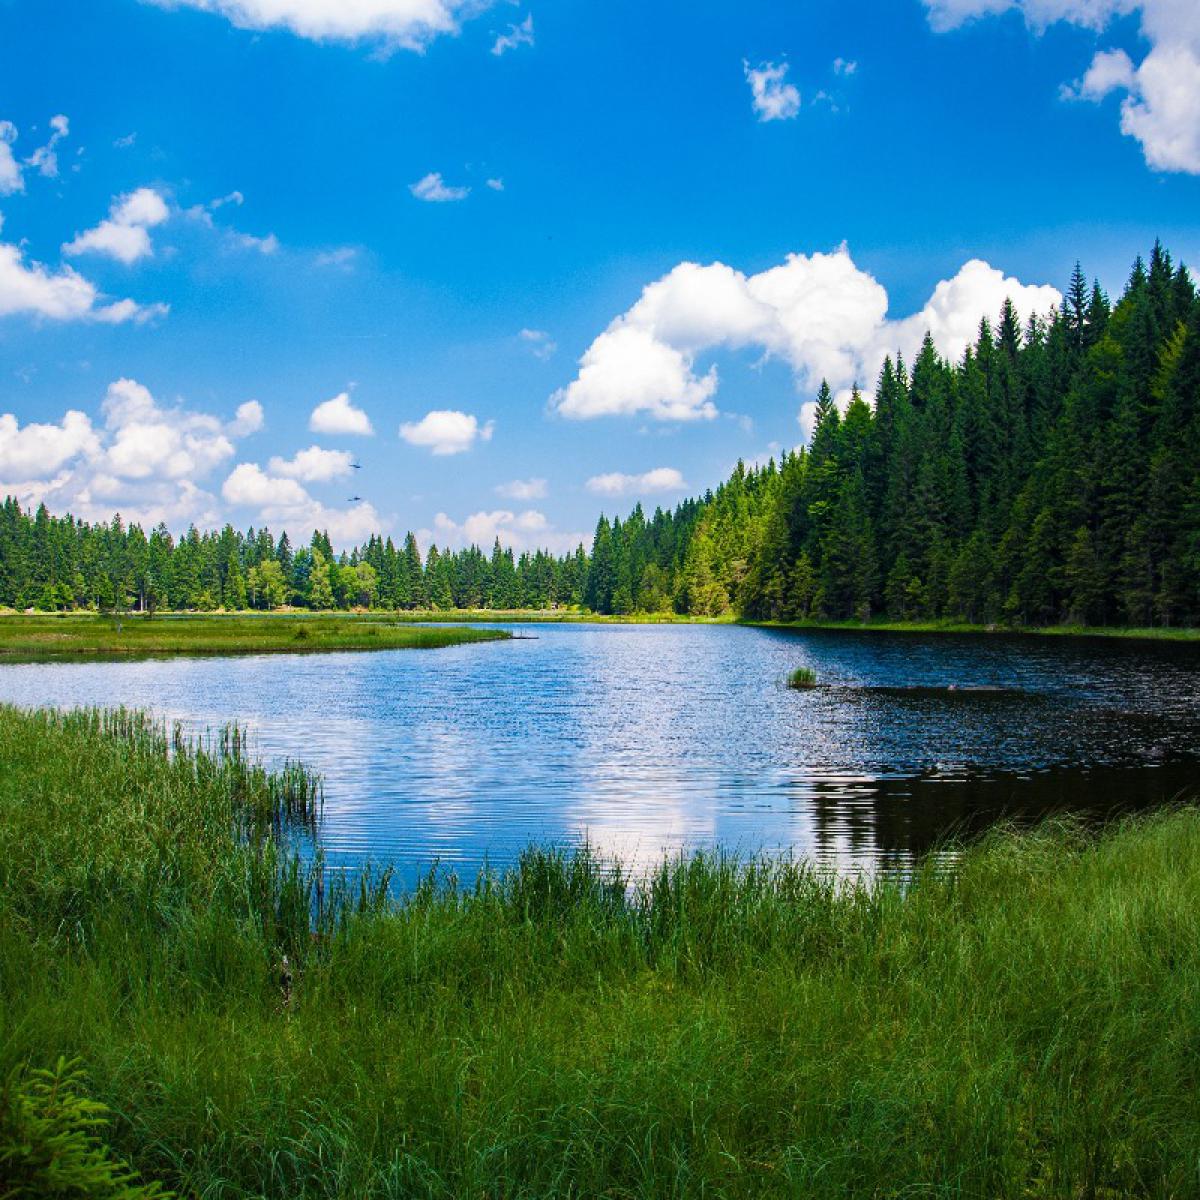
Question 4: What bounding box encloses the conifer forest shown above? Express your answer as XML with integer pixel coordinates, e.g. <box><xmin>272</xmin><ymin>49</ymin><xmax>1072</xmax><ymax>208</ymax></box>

<box><xmin>3</xmin><ymin>246</ymin><xmax>1195</xmax><ymax>629</ymax></box>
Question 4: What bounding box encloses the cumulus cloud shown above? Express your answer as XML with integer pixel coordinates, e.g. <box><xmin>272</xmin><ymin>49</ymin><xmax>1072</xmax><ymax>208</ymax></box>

<box><xmin>268</xmin><ymin>445</ymin><xmax>354</xmax><ymax>482</ymax></box>
<box><xmin>425</xmin><ymin>508</ymin><xmax>588</xmax><ymax>555</ymax></box>
<box><xmin>101</xmin><ymin>378</ymin><xmax>237</xmax><ymax>481</ymax></box>
<box><xmin>63</xmin><ymin>187</ymin><xmax>170</xmax><ymax>265</ymax></box>
<box><xmin>1060</xmin><ymin>46</ymin><xmax>1135</xmax><ymax>99</ymax></box>
<box><xmin>0</xmin><ymin>115</ymin><xmax>70</xmax><ymax>194</ymax></box>
<box><xmin>309</xmin><ymin>392</ymin><xmax>374</xmax><ymax>436</ymax></box>
<box><xmin>495</xmin><ymin>477</ymin><xmax>547</xmax><ymax>500</ymax></box>
<box><xmin>491</xmin><ymin>13</ymin><xmax>533</xmax><ymax>55</ymax></box>
<box><xmin>552</xmin><ymin>246</ymin><xmax>1060</xmax><ymax>425</ymax></box>
<box><xmin>400</xmin><ymin>409</ymin><xmax>493</xmax><ymax>455</ymax></box>
<box><xmin>553</xmin><ymin>324</ymin><xmax>719</xmax><ymax>422</ymax></box>
<box><xmin>832</xmin><ymin>57</ymin><xmax>857</xmax><ymax>75</ymax></box>
<box><xmin>0</xmin><ymin>122</ymin><xmax>22</xmax><ymax>195</ymax></box>
<box><xmin>410</xmin><ymin>172</ymin><xmax>470</xmax><ymax>202</ymax></box>
<box><xmin>0</xmin><ymin>410</ymin><xmax>99</xmax><ymax>481</ymax></box>
<box><xmin>744</xmin><ymin>60</ymin><xmax>801</xmax><ymax>121</ymax></box>
<box><xmin>519</xmin><ymin>327</ymin><xmax>556</xmax><ymax>359</ymax></box>
<box><xmin>585</xmin><ymin>467</ymin><xmax>687</xmax><ymax>496</ymax></box>
<box><xmin>143</xmin><ymin>0</ymin><xmax>483</xmax><ymax>51</ymax></box>
<box><xmin>926</xmin><ymin>0</ymin><xmax>1200</xmax><ymax>174</ymax></box>
<box><xmin>486</xmin><ymin>177</ymin><xmax>504</xmax><ymax>191</ymax></box>
<box><xmin>222</xmin><ymin>461</ymin><xmax>383</xmax><ymax>545</ymax></box>
<box><xmin>228</xmin><ymin>400</ymin><xmax>264</xmax><ymax>437</ymax></box>
<box><xmin>25</xmin><ymin>114</ymin><xmax>70</xmax><ymax>179</ymax></box>
<box><xmin>0</xmin><ymin>387</ymin><xmax>363</xmax><ymax>540</ymax></box>
<box><xmin>222</xmin><ymin>461</ymin><xmax>310</xmax><ymax>508</ymax></box>
<box><xmin>0</xmin><ymin>379</ymin><xmax>262</xmax><ymax>530</ymax></box>
<box><xmin>0</xmin><ymin>238</ymin><xmax>168</xmax><ymax>324</ymax></box>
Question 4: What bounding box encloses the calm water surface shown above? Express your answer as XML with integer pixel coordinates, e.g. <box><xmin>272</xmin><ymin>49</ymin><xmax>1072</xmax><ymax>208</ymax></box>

<box><xmin>1</xmin><ymin>623</ymin><xmax>1198</xmax><ymax>879</ymax></box>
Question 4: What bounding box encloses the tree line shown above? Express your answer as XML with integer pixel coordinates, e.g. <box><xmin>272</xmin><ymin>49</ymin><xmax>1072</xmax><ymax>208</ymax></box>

<box><xmin>592</xmin><ymin>242</ymin><xmax>1200</xmax><ymax>628</ymax></box>
<box><xmin>1</xmin><ymin>244</ymin><xmax>1197</xmax><ymax>627</ymax></box>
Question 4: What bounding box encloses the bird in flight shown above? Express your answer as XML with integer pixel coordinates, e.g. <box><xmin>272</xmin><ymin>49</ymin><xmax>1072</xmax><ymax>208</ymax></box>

<box><xmin>347</xmin><ymin>495</ymin><xmax>363</xmax><ymax>502</ymax></box>
<box><xmin>351</xmin><ymin>462</ymin><xmax>363</xmax><ymax>470</ymax></box>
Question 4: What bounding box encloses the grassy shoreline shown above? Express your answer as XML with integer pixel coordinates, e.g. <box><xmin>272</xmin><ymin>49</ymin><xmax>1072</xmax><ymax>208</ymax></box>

<box><xmin>2</xmin><ymin>705</ymin><xmax>1199</xmax><ymax>1197</ymax></box>
<box><xmin>4</xmin><ymin>609</ymin><xmax>1198</xmax><ymax>643</ymax></box>
<box><xmin>749</xmin><ymin>616</ymin><xmax>1200</xmax><ymax>641</ymax></box>
<box><xmin>0</xmin><ymin>614</ymin><xmax>509</xmax><ymax>659</ymax></box>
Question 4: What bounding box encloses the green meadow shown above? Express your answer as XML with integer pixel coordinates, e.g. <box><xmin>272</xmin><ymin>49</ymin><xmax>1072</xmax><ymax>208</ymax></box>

<box><xmin>2</xmin><ymin>705</ymin><xmax>1198</xmax><ymax>1197</ymax></box>
<box><xmin>0</xmin><ymin>614</ymin><xmax>509</xmax><ymax>659</ymax></box>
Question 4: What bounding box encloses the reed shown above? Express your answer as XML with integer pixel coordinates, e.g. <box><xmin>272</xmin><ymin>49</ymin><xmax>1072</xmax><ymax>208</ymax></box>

<box><xmin>1</xmin><ymin>704</ymin><xmax>1198</xmax><ymax>1198</ymax></box>
<box><xmin>787</xmin><ymin>665</ymin><xmax>817</xmax><ymax>688</ymax></box>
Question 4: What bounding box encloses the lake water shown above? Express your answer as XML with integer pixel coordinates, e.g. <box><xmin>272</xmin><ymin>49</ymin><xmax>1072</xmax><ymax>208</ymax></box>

<box><xmin>1</xmin><ymin>623</ymin><xmax>1198</xmax><ymax>880</ymax></box>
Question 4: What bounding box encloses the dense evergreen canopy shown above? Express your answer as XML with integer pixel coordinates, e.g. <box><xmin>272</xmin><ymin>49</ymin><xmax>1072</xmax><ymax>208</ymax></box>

<box><xmin>2</xmin><ymin>245</ymin><xmax>1197</xmax><ymax>627</ymax></box>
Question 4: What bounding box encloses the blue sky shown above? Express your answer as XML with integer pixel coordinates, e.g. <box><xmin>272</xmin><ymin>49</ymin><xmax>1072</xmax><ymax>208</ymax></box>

<box><xmin>0</xmin><ymin>0</ymin><xmax>1197</xmax><ymax>550</ymax></box>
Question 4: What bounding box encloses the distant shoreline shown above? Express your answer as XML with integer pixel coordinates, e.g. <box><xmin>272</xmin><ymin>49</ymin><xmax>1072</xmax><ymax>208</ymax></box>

<box><xmin>2</xmin><ymin>608</ymin><xmax>1197</xmax><ymax>643</ymax></box>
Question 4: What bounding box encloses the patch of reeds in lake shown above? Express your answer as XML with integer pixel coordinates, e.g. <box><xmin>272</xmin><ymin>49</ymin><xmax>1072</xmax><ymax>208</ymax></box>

<box><xmin>787</xmin><ymin>665</ymin><xmax>818</xmax><ymax>688</ymax></box>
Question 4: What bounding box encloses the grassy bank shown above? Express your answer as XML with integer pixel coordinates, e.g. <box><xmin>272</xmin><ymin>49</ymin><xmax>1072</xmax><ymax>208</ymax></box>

<box><xmin>2</xmin><ymin>706</ymin><xmax>1199</xmax><ymax>1197</ymax></box>
<box><xmin>371</xmin><ymin>607</ymin><xmax>734</xmax><ymax>624</ymax></box>
<box><xmin>0</xmin><ymin>614</ymin><xmax>509</xmax><ymax>659</ymax></box>
<box><xmin>751</xmin><ymin>616</ymin><xmax>1200</xmax><ymax>642</ymax></box>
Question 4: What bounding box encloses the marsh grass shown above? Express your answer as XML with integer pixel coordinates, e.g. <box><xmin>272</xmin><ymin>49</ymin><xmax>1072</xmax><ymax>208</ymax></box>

<box><xmin>0</xmin><ymin>615</ymin><xmax>509</xmax><ymax>660</ymax></box>
<box><xmin>786</xmin><ymin>665</ymin><xmax>817</xmax><ymax>688</ymax></box>
<box><xmin>1</xmin><ymin>704</ymin><xmax>1199</xmax><ymax>1197</ymax></box>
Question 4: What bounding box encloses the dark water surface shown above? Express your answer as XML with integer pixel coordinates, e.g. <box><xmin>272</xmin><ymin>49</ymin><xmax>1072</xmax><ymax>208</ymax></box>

<box><xmin>1</xmin><ymin>623</ymin><xmax>1198</xmax><ymax>878</ymax></box>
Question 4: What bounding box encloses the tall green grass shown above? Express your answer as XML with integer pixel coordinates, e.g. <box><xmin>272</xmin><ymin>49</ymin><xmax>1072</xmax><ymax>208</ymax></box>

<box><xmin>1</xmin><ymin>704</ymin><xmax>1198</xmax><ymax>1197</ymax></box>
<box><xmin>0</xmin><ymin>615</ymin><xmax>509</xmax><ymax>660</ymax></box>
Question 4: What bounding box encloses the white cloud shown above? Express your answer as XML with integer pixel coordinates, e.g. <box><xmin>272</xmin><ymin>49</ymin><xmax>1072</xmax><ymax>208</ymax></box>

<box><xmin>882</xmin><ymin>258</ymin><xmax>1061</xmax><ymax>371</ymax></box>
<box><xmin>63</xmin><ymin>187</ymin><xmax>170</xmax><ymax>265</ymax></box>
<box><xmin>315</xmin><ymin>246</ymin><xmax>358</xmax><ymax>268</ymax></box>
<box><xmin>144</xmin><ymin>0</ymin><xmax>483</xmax><ymax>51</ymax></box>
<box><xmin>1060</xmin><ymin>46</ymin><xmax>1135</xmax><ymax>99</ymax></box>
<box><xmin>553</xmin><ymin>324</ymin><xmax>719</xmax><ymax>422</ymax></box>
<box><xmin>268</xmin><ymin>444</ymin><xmax>354</xmax><ymax>482</ymax></box>
<box><xmin>101</xmin><ymin>378</ymin><xmax>236</xmax><ymax>481</ymax></box>
<box><xmin>25</xmin><ymin>114</ymin><xmax>69</xmax><ymax>179</ymax></box>
<box><xmin>226</xmin><ymin>229</ymin><xmax>280</xmax><ymax>255</ymax></box>
<box><xmin>114</xmin><ymin>133</ymin><xmax>137</xmax><ymax>149</ymax></box>
<box><xmin>832</xmin><ymin>57</ymin><xmax>857</xmax><ymax>75</ymax></box>
<box><xmin>228</xmin><ymin>400</ymin><xmax>264</xmax><ymax>437</ymax></box>
<box><xmin>744</xmin><ymin>60</ymin><xmax>801</xmax><ymax>121</ymax></box>
<box><xmin>495</xmin><ymin>476</ymin><xmax>547</xmax><ymax>500</ymax></box>
<box><xmin>0</xmin><ymin>115</ymin><xmax>70</xmax><ymax>194</ymax></box>
<box><xmin>552</xmin><ymin>246</ymin><xmax>1060</xmax><ymax>425</ymax></box>
<box><xmin>0</xmin><ymin>379</ymin><xmax>263</xmax><ymax>531</ymax></box>
<box><xmin>410</xmin><ymin>172</ymin><xmax>470</xmax><ymax>202</ymax></box>
<box><xmin>491</xmin><ymin>13</ymin><xmax>533</xmax><ymax>55</ymax></box>
<box><xmin>3</xmin><ymin>472</ymin><xmax>224</xmax><ymax>532</ymax></box>
<box><xmin>425</xmin><ymin>508</ymin><xmax>588</xmax><ymax>555</ymax></box>
<box><xmin>0</xmin><ymin>239</ymin><xmax>167</xmax><ymax>324</ymax></box>
<box><xmin>586</xmin><ymin>467</ymin><xmax>687</xmax><ymax>496</ymax></box>
<box><xmin>400</xmin><ymin>409</ymin><xmax>493</xmax><ymax>455</ymax></box>
<box><xmin>519</xmin><ymin>327</ymin><xmax>556</xmax><ymax>359</ymax></box>
<box><xmin>0</xmin><ymin>122</ymin><xmax>23</xmax><ymax>196</ymax></box>
<box><xmin>926</xmin><ymin>0</ymin><xmax>1200</xmax><ymax>174</ymax></box>
<box><xmin>309</xmin><ymin>392</ymin><xmax>374</xmax><ymax>436</ymax></box>
<box><xmin>222</xmin><ymin>461</ymin><xmax>309</xmax><ymax>508</ymax></box>
<box><xmin>183</xmin><ymin>192</ymin><xmax>280</xmax><ymax>254</ymax></box>
<box><xmin>0</xmin><ymin>411</ymin><xmax>99</xmax><ymax>481</ymax></box>
<box><xmin>222</xmin><ymin>461</ymin><xmax>383</xmax><ymax>545</ymax></box>
<box><xmin>486</xmin><ymin>177</ymin><xmax>504</xmax><ymax>191</ymax></box>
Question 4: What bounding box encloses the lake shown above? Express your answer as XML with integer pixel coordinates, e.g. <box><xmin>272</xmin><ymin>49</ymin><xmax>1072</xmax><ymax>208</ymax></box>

<box><xmin>1</xmin><ymin>622</ymin><xmax>1198</xmax><ymax>881</ymax></box>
